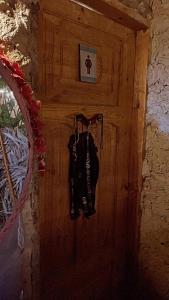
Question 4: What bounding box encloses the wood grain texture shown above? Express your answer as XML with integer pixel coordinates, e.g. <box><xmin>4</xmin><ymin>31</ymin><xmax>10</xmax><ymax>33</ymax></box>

<box><xmin>39</xmin><ymin>105</ymin><xmax>132</xmax><ymax>299</ymax></box>
<box><xmin>38</xmin><ymin>0</ymin><xmax>135</xmax><ymax>108</ymax></box>
<box><xmin>37</xmin><ymin>0</ymin><xmax>147</xmax><ymax>299</ymax></box>
<box><xmin>73</xmin><ymin>0</ymin><xmax>149</xmax><ymax>30</ymax></box>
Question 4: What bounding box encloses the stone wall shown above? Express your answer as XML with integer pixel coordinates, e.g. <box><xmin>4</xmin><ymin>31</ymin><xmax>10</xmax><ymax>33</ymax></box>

<box><xmin>140</xmin><ymin>1</ymin><xmax>169</xmax><ymax>299</ymax></box>
<box><xmin>120</xmin><ymin>0</ymin><xmax>151</xmax><ymax>16</ymax></box>
<box><xmin>0</xmin><ymin>1</ymin><xmax>38</xmax><ymax>299</ymax></box>
<box><xmin>119</xmin><ymin>0</ymin><xmax>169</xmax><ymax>299</ymax></box>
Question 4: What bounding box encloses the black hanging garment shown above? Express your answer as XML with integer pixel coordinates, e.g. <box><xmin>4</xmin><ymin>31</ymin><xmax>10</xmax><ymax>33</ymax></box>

<box><xmin>68</xmin><ymin>131</ymin><xmax>99</xmax><ymax>219</ymax></box>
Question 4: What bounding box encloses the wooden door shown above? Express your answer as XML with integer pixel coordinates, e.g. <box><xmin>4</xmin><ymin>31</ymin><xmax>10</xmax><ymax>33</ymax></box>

<box><xmin>38</xmin><ymin>0</ymin><xmax>136</xmax><ymax>299</ymax></box>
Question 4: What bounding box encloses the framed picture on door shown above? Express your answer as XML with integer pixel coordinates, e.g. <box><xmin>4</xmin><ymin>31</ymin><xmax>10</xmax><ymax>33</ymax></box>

<box><xmin>79</xmin><ymin>44</ymin><xmax>97</xmax><ymax>83</ymax></box>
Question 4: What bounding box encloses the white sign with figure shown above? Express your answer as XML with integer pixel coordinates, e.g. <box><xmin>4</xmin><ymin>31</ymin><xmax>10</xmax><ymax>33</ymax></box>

<box><xmin>79</xmin><ymin>45</ymin><xmax>97</xmax><ymax>83</ymax></box>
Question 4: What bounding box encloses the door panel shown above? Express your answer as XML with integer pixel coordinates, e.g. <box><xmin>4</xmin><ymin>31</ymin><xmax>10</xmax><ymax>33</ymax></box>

<box><xmin>38</xmin><ymin>0</ymin><xmax>135</xmax><ymax>108</ymax></box>
<box><xmin>38</xmin><ymin>0</ymin><xmax>136</xmax><ymax>299</ymax></box>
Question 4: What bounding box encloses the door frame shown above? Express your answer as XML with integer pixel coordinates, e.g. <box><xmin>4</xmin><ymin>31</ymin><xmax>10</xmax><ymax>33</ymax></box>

<box><xmin>71</xmin><ymin>0</ymin><xmax>150</xmax><ymax>272</ymax></box>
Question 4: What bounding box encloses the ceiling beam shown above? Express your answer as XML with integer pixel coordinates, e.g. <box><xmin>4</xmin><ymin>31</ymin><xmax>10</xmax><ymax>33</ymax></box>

<box><xmin>78</xmin><ymin>0</ymin><xmax>149</xmax><ymax>30</ymax></box>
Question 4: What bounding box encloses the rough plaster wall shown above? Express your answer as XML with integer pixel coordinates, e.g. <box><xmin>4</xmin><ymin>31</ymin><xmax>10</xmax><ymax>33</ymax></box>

<box><xmin>140</xmin><ymin>1</ymin><xmax>169</xmax><ymax>299</ymax></box>
<box><xmin>0</xmin><ymin>1</ymin><xmax>38</xmax><ymax>299</ymax></box>
<box><xmin>119</xmin><ymin>0</ymin><xmax>169</xmax><ymax>299</ymax></box>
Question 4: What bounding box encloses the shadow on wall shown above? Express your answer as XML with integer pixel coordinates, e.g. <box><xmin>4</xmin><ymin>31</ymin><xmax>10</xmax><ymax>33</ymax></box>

<box><xmin>0</xmin><ymin>222</ymin><xmax>21</xmax><ymax>300</ymax></box>
<box><xmin>139</xmin><ymin>124</ymin><xmax>169</xmax><ymax>300</ymax></box>
<box><xmin>126</xmin><ymin>267</ymin><xmax>169</xmax><ymax>300</ymax></box>
<box><xmin>123</xmin><ymin>123</ymin><xmax>169</xmax><ymax>300</ymax></box>
<box><xmin>124</xmin><ymin>262</ymin><xmax>169</xmax><ymax>300</ymax></box>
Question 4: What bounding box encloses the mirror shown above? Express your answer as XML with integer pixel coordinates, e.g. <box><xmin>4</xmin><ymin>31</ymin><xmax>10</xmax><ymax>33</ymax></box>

<box><xmin>0</xmin><ymin>75</ymin><xmax>29</xmax><ymax>229</ymax></box>
<box><xmin>0</xmin><ymin>52</ymin><xmax>44</xmax><ymax>299</ymax></box>
<box><xmin>0</xmin><ymin>56</ymin><xmax>35</xmax><ymax>242</ymax></box>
